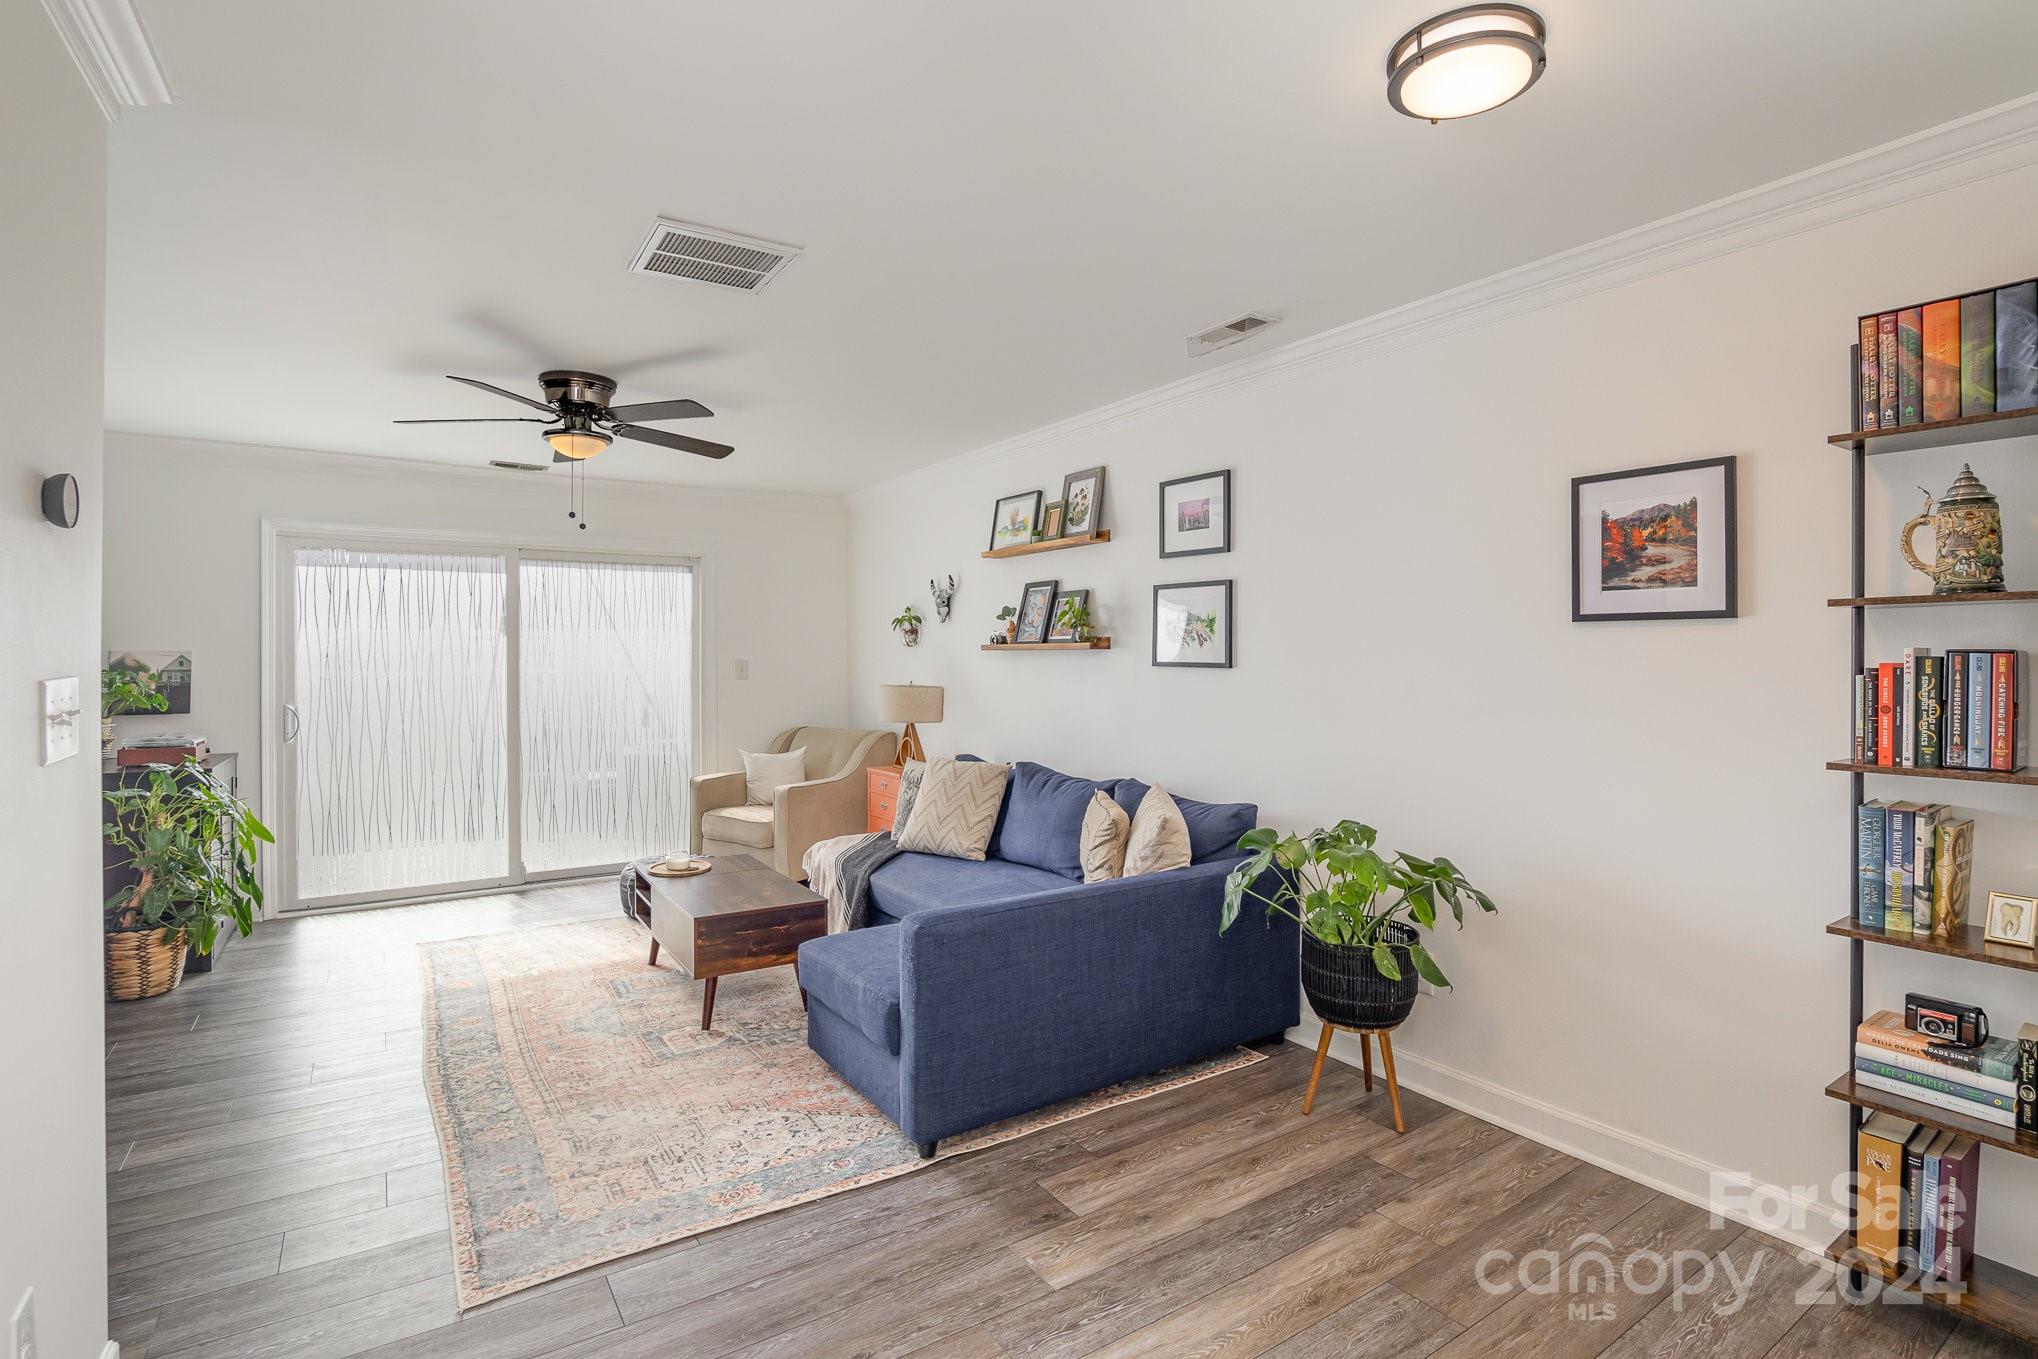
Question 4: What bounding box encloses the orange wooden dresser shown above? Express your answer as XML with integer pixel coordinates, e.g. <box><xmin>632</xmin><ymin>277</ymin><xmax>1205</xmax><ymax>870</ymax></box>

<box><xmin>867</xmin><ymin>763</ymin><xmax>904</xmax><ymax>832</ymax></box>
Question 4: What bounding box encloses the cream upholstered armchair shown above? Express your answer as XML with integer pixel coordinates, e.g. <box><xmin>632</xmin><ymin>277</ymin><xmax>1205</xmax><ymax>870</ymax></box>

<box><xmin>690</xmin><ymin>726</ymin><xmax>900</xmax><ymax>880</ymax></box>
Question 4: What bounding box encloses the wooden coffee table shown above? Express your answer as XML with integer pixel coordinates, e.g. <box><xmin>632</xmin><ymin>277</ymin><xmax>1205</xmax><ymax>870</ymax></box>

<box><xmin>630</xmin><ymin>854</ymin><xmax>827</xmax><ymax>1031</ymax></box>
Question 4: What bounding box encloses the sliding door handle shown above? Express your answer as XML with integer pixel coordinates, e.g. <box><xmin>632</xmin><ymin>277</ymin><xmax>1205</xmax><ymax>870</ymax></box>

<box><xmin>283</xmin><ymin>703</ymin><xmax>301</xmax><ymax>743</ymax></box>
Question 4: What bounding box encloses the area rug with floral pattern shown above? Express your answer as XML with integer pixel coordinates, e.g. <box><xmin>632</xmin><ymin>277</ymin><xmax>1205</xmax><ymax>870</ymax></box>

<box><xmin>418</xmin><ymin>916</ymin><xmax>1264</xmax><ymax>1307</ymax></box>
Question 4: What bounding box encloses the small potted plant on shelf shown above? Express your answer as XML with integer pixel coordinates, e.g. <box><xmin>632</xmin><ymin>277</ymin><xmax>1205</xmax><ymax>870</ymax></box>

<box><xmin>102</xmin><ymin>759</ymin><xmax>272</xmax><ymax>1000</ymax></box>
<box><xmin>994</xmin><ymin>605</ymin><xmax>1017</xmax><ymax>644</ymax></box>
<box><xmin>101</xmin><ymin>665</ymin><xmax>168</xmax><ymax>758</ymax></box>
<box><xmin>1053</xmin><ymin>596</ymin><xmax>1092</xmax><ymax>643</ymax></box>
<box><xmin>1221</xmin><ymin>820</ymin><xmax>1496</xmax><ymax>1030</ymax></box>
<box><xmin>892</xmin><ymin>604</ymin><xmax>923</xmax><ymax>648</ymax></box>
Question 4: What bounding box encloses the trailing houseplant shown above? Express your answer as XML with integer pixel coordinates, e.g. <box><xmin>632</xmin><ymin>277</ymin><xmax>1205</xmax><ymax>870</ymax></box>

<box><xmin>1053</xmin><ymin>596</ymin><xmax>1092</xmax><ymax>642</ymax></box>
<box><xmin>1221</xmin><ymin>820</ymin><xmax>1496</xmax><ymax>1028</ymax></box>
<box><xmin>892</xmin><ymin>604</ymin><xmax>923</xmax><ymax>647</ymax></box>
<box><xmin>101</xmin><ymin>664</ymin><xmax>169</xmax><ymax>757</ymax></box>
<box><xmin>103</xmin><ymin>759</ymin><xmax>272</xmax><ymax>999</ymax></box>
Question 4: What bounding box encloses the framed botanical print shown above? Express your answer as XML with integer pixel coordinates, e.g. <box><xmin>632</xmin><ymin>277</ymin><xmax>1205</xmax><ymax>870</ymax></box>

<box><xmin>1159</xmin><ymin>469</ymin><xmax>1231</xmax><ymax>558</ymax></box>
<box><xmin>1153</xmin><ymin>579</ymin><xmax>1232</xmax><ymax>668</ymax></box>
<box><xmin>1060</xmin><ymin>466</ymin><xmax>1106</xmax><ymax>540</ymax></box>
<box><xmin>1047</xmin><ymin>587</ymin><xmax>1089</xmax><ymax>642</ymax></box>
<box><xmin>1016</xmin><ymin>579</ymin><xmax>1059</xmax><ymax>644</ymax></box>
<box><xmin>1572</xmin><ymin>456</ymin><xmax>1737</xmax><ymax>621</ymax></box>
<box><xmin>989</xmin><ymin>490</ymin><xmax>1043</xmax><ymax>552</ymax></box>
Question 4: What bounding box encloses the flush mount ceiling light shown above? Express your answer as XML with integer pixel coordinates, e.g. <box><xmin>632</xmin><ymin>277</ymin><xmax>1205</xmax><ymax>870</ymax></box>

<box><xmin>1387</xmin><ymin>4</ymin><xmax>1546</xmax><ymax>122</ymax></box>
<box><xmin>544</xmin><ymin>418</ymin><xmax>611</xmax><ymax>460</ymax></box>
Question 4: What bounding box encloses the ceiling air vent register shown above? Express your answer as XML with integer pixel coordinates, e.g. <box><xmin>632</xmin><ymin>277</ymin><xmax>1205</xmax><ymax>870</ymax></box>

<box><xmin>628</xmin><ymin>218</ymin><xmax>802</xmax><ymax>293</ymax></box>
<box><xmin>1187</xmin><ymin>313</ymin><xmax>1280</xmax><ymax>358</ymax></box>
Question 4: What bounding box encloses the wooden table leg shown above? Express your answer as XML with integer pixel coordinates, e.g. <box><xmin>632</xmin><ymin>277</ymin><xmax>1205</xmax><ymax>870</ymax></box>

<box><xmin>647</xmin><ymin>936</ymin><xmax>660</xmax><ymax>966</ymax></box>
<box><xmin>1376</xmin><ymin>1028</ymin><xmax>1405</xmax><ymax>1134</ymax></box>
<box><xmin>700</xmin><ymin>976</ymin><xmax>718</xmax><ymax>1031</ymax></box>
<box><xmin>1359</xmin><ymin>1029</ymin><xmax>1374</xmax><ymax>1092</ymax></box>
<box><xmin>1303</xmin><ymin>1023</ymin><xmax>1335</xmax><ymax>1116</ymax></box>
<box><xmin>794</xmin><ymin>957</ymin><xmax>807</xmax><ymax>1012</ymax></box>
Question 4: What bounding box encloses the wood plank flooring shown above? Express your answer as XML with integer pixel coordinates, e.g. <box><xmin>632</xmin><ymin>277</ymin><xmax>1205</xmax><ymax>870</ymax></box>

<box><xmin>105</xmin><ymin>882</ymin><xmax>2006</xmax><ymax>1359</ymax></box>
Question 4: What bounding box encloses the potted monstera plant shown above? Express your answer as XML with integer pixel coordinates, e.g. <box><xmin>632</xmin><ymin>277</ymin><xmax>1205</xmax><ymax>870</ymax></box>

<box><xmin>102</xmin><ymin>759</ymin><xmax>271</xmax><ymax>1000</ymax></box>
<box><xmin>1221</xmin><ymin>820</ymin><xmax>1495</xmax><ymax>1030</ymax></box>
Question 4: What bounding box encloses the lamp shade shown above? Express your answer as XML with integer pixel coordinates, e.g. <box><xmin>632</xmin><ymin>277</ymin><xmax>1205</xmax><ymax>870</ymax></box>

<box><xmin>879</xmin><ymin>683</ymin><xmax>944</xmax><ymax>724</ymax></box>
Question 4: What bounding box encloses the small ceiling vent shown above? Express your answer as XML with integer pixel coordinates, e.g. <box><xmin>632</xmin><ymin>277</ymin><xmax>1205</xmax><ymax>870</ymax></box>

<box><xmin>1187</xmin><ymin>312</ymin><xmax>1280</xmax><ymax>358</ymax></box>
<box><xmin>629</xmin><ymin>218</ymin><xmax>802</xmax><ymax>293</ymax></box>
<box><xmin>487</xmin><ymin>459</ymin><xmax>549</xmax><ymax>472</ymax></box>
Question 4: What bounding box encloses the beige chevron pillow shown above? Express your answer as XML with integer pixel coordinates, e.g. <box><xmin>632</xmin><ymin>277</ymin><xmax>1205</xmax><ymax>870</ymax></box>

<box><xmin>1123</xmin><ymin>785</ymin><xmax>1192</xmax><ymax>877</ymax></box>
<box><xmin>893</xmin><ymin>757</ymin><xmax>1010</xmax><ymax>861</ymax></box>
<box><xmin>1079</xmin><ymin>789</ymin><xmax>1130</xmax><ymax>883</ymax></box>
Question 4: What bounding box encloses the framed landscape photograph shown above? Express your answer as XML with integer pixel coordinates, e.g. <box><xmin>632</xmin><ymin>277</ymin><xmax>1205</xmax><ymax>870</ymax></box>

<box><xmin>989</xmin><ymin>490</ymin><xmax>1043</xmax><ymax>551</ymax></box>
<box><xmin>1016</xmin><ymin>579</ymin><xmax>1059</xmax><ymax>644</ymax></box>
<box><xmin>1159</xmin><ymin>469</ymin><xmax>1231</xmax><ymax>558</ymax></box>
<box><xmin>1060</xmin><ymin>466</ymin><xmax>1106</xmax><ymax>540</ymax></box>
<box><xmin>1571</xmin><ymin>456</ymin><xmax>1736</xmax><ymax>621</ymax></box>
<box><xmin>1153</xmin><ymin>579</ymin><xmax>1232</xmax><ymax>668</ymax></box>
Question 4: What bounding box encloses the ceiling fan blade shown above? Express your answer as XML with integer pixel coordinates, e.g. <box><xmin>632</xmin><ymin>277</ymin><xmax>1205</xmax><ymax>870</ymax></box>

<box><xmin>393</xmin><ymin>417</ymin><xmax>550</xmax><ymax>424</ymax></box>
<box><xmin>446</xmin><ymin>375</ymin><xmax>557</xmax><ymax>413</ymax></box>
<box><xmin>612</xmin><ymin>423</ymin><xmax>734</xmax><ymax>459</ymax></box>
<box><xmin>603</xmin><ymin>398</ymin><xmax>713</xmax><ymax>422</ymax></box>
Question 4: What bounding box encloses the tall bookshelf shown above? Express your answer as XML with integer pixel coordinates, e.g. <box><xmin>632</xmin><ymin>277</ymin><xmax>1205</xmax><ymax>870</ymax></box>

<box><xmin>1826</xmin><ymin>403</ymin><xmax>2038</xmax><ymax>1344</ymax></box>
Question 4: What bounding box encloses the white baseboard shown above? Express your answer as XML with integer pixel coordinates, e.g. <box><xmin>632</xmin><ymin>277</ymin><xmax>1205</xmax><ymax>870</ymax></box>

<box><xmin>1296</xmin><ymin>1024</ymin><xmax>1843</xmax><ymax>1257</ymax></box>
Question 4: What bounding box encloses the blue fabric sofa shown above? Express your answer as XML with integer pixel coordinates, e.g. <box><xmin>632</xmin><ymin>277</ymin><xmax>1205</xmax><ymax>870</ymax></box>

<box><xmin>796</xmin><ymin>761</ymin><xmax>1299</xmax><ymax>1155</ymax></box>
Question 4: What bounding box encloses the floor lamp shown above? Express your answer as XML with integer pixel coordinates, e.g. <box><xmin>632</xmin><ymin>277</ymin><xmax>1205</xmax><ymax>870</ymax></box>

<box><xmin>879</xmin><ymin>683</ymin><xmax>943</xmax><ymax>765</ymax></box>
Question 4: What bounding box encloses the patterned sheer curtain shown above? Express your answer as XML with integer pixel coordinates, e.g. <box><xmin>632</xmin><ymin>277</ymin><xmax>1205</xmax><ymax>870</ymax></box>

<box><xmin>294</xmin><ymin>549</ymin><xmax>509</xmax><ymax>901</ymax></box>
<box><xmin>519</xmin><ymin>558</ymin><xmax>694</xmax><ymax>872</ymax></box>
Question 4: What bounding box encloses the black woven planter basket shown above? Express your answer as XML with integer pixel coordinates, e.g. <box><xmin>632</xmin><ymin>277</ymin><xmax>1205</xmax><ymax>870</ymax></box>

<box><xmin>1302</xmin><ymin>922</ymin><xmax>1420</xmax><ymax>1030</ymax></box>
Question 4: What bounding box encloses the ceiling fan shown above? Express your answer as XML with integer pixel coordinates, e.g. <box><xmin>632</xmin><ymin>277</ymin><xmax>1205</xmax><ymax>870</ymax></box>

<box><xmin>394</xmin><ymin>370</ymin><xmax>733</xmax><ymax>462</ymax></box>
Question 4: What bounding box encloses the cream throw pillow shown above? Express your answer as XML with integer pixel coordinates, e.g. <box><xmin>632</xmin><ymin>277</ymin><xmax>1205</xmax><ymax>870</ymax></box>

<box><xmin>1123</xmin><ymin>785</ymin><xmax>1192</xmax><ymax>877</ymax></box>
<box><xmin>742</xmin><ymin>747</ymin><xmax>806</xmax><ymax>805</ymax></box>
<box><xmin>891</xmin><ymin>760</ymin><xmax>928</xmax><ymax>838</ymax></box>
<box><xmin>892</xmin><ymin>757</ymin><xmax>1009</xmax><ymax>860</ymax></box>
<box><xmin>1080</xmin><ymin>789</ymin><xmax>1130</xmax><ymax>883</ymax></box>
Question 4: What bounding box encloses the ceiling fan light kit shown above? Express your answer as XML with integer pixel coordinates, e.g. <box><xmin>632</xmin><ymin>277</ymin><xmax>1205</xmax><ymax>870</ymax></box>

<box><xmin>1387</xmin><ymin>4</ymin><xmax>1546</xmax><ymax>122</ymax></box>
<box><xmin>394</xmin><ymin>367</ymin><xmax>734</xmax><ymax>464</ymax></box>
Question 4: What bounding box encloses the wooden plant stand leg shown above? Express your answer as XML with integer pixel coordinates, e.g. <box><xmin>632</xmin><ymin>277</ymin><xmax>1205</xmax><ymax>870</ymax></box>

<box><xmin>1303</xmin><ymin>1024</ymin><xmax>1335</xmax><ymax>1116</ymax></box>
<box><xmin>1375</xmin><ymin>1028</ymin><xmax>1405</xmax><ymax>1134</ymax></box>
<box><xmin>700</xmin><ymin>976</ymin><xmax>719</xmax><ymax>1031</ymax></box>
<box><xmin>1359</xmin><ymin>1029</ymin><xmax>1374</xmax><ymax>1091</ymax></box>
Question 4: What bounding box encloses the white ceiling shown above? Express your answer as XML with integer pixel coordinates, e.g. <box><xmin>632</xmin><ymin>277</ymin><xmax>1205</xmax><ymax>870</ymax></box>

<box><xmin>106</xmin><ymin>1</ymin><xmax>2038</xmax><ymax>494</ymax></box>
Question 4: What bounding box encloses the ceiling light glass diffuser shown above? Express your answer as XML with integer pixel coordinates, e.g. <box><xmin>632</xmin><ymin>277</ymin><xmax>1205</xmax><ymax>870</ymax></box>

<box><xmin>1387</xmin><ymin>5</ymin><xmax>1546</xmax><ymax>122</ymax></box>
<box><xmin>545</xmin><ymin>426</ymin><xmax>611</xmax><ymax>460</ymax></box>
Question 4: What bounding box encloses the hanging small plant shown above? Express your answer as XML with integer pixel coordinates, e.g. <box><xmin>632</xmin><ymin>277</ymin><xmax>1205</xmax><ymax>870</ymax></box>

<box><xmin>892</xmin><ymin>604</ymin><xmax>923</xmax><ymax>647</ymax></box>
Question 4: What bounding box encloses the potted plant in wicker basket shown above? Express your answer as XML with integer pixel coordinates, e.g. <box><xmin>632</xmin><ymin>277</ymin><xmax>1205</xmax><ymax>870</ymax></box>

<box><xmin>103</xmin><ymin>759</ymin><xmax>272</xmax><ymax>1000</ymax></box>
<box><xmin>1220</xmin><ymin>820</ymin><xmax>1495</xmax><ymax>1030</ymax></box>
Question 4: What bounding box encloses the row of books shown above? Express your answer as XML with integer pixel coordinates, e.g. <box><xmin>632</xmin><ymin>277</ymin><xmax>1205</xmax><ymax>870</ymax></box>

<box><xmin>1855</xmin><ymin>1110</ymin><xmax>1978</xmax><ymax>1279</ymax></box>
<box><xmin>1849</xmin><ymin>648</ymin><xmax>2023</xmax><ymax>771</ymax></box>
<box><xmin>1853</xmin><ymin>1010</ymin><xmax>2023</xmax><ymax>1130</ymax></box>
<box><xmin>1853</xmin><ymin>803</ymin><xmax>1971</xmax><ymax>936</ymax></box>
<box><xmin>1856</xmin><ymin>280</ymin><xmax>2038</xmax><ymax>429</ymax></box>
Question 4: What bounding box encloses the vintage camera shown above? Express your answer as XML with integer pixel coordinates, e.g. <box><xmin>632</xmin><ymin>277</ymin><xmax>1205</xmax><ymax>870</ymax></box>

<box><xmin>1905</xmin><ymin>993</ymin><xmax>1989</xmax><ymax>1048</ymax></box>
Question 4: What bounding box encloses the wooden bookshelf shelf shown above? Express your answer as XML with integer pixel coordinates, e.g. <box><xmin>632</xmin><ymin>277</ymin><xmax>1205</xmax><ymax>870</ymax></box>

<box><xmin>980</xmin><ymin>638</ymin><xmax>1111</xmax><ymax>652</ymax></box>
<box><xmin>1825</xmin><ymin>760</ymin><xmax>2038</xmax><ymax>786</ymax></box>
<box><xmin>1830</xmin><ymin>406</ymin><xmax>2038</xmax><ymax>456</ymax></box>
<box><xmin>1824</xmin><ymin>1076</ymin><xmax>2037</xmax><ymax>1160</ymax></box>
<box><xmin>1826</xmin><ymin>916</ymin><xmax>2038</xmax><ymax>974</ymax></box>
<box><xmin>980</xmin><ymin>530</ymin><xmax>1110</xmax><ymax>560</ymax></box>
<box><xmin>1826</xmin><ymin>590</ymin><xmax>2038</xmax><ymax>608</ymax></box>
<box><xmin>1823</xmin><ymin>1228</ymin><xmax>2038</xmax><ymax>1342</ymax></box>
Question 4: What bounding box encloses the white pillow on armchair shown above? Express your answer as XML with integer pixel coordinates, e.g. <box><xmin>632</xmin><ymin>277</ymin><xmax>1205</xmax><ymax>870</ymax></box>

<box><xmin>741</xmin><ymin>747</ymin><xmax>806</xmax><ymax>805</ymax></box>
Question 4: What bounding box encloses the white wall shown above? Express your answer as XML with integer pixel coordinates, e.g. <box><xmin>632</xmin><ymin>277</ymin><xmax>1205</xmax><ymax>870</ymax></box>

<box><xmin>104</xmin><ymin>435</ymin><xmax>851</xmax><ymax>868</ymax></box>
<box><xmin>0</xmin><ymin>0</ymin><xmax>109</xmax><ymax>1352</ymax></box>
<box><xmin>848</xmin><ymin>156</ymin><xmax>2038</xmax><ymax>1266</ymax></box>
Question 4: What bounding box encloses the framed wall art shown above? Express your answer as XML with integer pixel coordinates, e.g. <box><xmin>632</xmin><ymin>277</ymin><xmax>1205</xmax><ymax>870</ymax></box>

<box><xmin>1572</xmin><ymin>456</ymin><xmax>1737</xmax><ymax>621</ymax></box>
<box><xmin>989</xmin><ymin>490</ymin><xmax>1043</xmax><ymax>551</ymax></box>
<box><xmin>1015</xmin><ymin>579</ymin><xmax>1059</xmax><ymax>644</ymax></box>
<box><xmin>1059</xmin><ymin>466</ymin><xmax>1106</xmax><ymax>540</ymax></box>
<box><xmin>1159</xmin><ymin>469</ymin><xmax>1231</xmax><ymax>558</ymax></box>
<box><xmin>1153</xmin><ymin>579</ymin><xmax>1232</xmax><ymax>668</ymax></box>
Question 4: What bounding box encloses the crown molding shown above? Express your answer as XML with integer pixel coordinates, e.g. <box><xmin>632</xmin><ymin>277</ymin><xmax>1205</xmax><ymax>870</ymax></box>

<box><xmin>39</xmin><ymin>0</ymin><xmax>172</xmax><ymax>121</ymax></box>
<box><xmin>855</xmin><ymin>91</ymin><xmax>2038</xmax><ymax>499</ymax></box>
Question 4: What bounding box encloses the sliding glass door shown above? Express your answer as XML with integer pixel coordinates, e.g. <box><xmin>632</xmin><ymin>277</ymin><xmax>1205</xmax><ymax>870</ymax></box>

<box><xmin>277</xmin><ymin>537</ymin><xmax>696</xmax><ymax>911</ymax></box>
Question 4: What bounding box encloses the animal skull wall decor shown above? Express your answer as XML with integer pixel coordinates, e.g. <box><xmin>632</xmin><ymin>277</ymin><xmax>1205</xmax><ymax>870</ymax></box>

<box><xmin>929</xmin><ymin>574</ymin><xmax>957</xmax><ymax>623</ymax></box>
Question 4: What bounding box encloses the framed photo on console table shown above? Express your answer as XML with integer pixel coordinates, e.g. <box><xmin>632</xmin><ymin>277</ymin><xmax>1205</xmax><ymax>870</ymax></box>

<box><xmin>1571</xmin><ymin>456</ymin><xmax>1737</xmax><ymax>622</ymax></box>
<box><xmin>1153</xmin><ymin>579</ymin><xmax>1233</xmax><ymax>668</ymax></box>
<box><xmin>1159</xmin><ymin>469</ymin><xmax>1231</xmax><ymax>558</ymax></box>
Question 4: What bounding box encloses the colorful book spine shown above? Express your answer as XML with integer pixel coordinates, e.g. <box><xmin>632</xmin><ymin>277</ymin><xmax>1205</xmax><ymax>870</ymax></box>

<box><xmin>1884</xmin><ymin>803</ymin><xmax>1915</xmax><ymax>933</ymax></box>
<box><xmin>1899</xmin><ymin>1123</ymin><xmax>1930</xmax><ymax>1266</ymax></box>
<box><xmin>1853</xmin><ymin>673</ymin><xmax>1868</xmax><ymax>762</ymax></box>
<box><xmin>1862</xmin><ymin>671</ymin><xmax>1879</xmax><ymax>764</ymax></box>
<box><xmin>1962</xmin><ymin>292</ymin><xmax>1997</xmax><ymax>416</ymax></box>
<box><xmin>1859</xmin><ymin>317</ymin><xmax>1881</xmax><ymax>429</ymax></box>
<box><xmin>1915</xmin><ymin>655</ymin><xmax>1942</xmax><ymax>769</ymax></box>
<box><xmin>1924</xmin><ymin>299</ymin><xmax>1964</xmax><ymax>422</ymax></box>
<box><xmin>1992</xmin><ymin>651</ymin><xmax>2017</xmax><ymax>771</ymax></box>
<box><xmin>1856</xmin><ymin>802</ymin><xmax>1886</xmax><ymax>930</ymax></box>
<box><xmin>1853</xmin><ymin>1070</ymin><xmax>2017</xmax><ymax>1127</ymax></box>
<box><xmin>1946</xmin><ymin>651</ymin><xmax>1967</xmax><ymax>767</ymax></box>
<box><xmin>1918</xmin><ymin>1131</ymin><xmax>1948</xmax><ymax>1272</ymax></box>
<box><xmin>1855</xmin><ymin>1113</ymin><xmax>1912</xmax><ymax>1264</ymax></box>
<box><xmin>1911</xmin><ymin>804</ymin><xmax>1940</xmax><ymax>936</ymax></box>
<box><xmin>1859</xmin><ymin>1011</ymin><xmax>2017</xmax><ymax>1080</ymax></box>
<box><xmin>1898</xmin><ymin>306</ymin><xmax>1925</xmax><ymax>425</ymax></box>
<box><xmin>1937</xmin><ymin>1136</ymin><xmax>1980</xmax><ymax>1283</ymax></box>
<box><xmin>1933</xmin><ymin>818</ymin><xmax>1974</xmax><ymax>937</ymax></box>
<box><xmin>1853</xmin><ymin>1042</ymin><xmax>2018</xmax><ymax>1098</ymax></box>
<box><xmin>2019</xmin><ymin>1023</ymin><xmax>2038</xmax><ymax>1136</ymax></box>
<box><xmin>1901</xmin><ymin>648</ymin><xmax>1923</xmax><ymax>767</ymax></box>
<box><xmin>1877</xmin><ymin>313</ymin><xmax>1899</xmax><ymax>428</ymax></box>
<box><xmin>1878</xmin><ymin>663</ymin><xmax>1898</xmax><ymax>767</ymax></box>
<box><xmin>1997</xmin><ymin>281</ymin><xmax>2038</xmax><ymax>412</ymax></box>
<box><xmin>1967</xmin><ymin>654</ymin><xmax>1992</xmax><ymax>769</ymax></box>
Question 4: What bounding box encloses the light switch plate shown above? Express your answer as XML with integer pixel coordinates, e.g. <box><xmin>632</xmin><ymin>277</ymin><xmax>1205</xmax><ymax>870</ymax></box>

<box><xmin>734</xmin><ymin>659</ymin><xmax>749</xmax><ymax>680</ymax></box>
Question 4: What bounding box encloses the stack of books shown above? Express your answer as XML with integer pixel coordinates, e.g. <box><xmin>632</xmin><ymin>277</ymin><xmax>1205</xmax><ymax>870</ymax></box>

<box><xmin>1857</xmin><ymin>280</ymin><xmax>2038</xmax><ymax>429</ymax></box>
<box><xmin>1855</xmin><ymin>1111</ymin><xmax>1980</xmax><ymax>1280</ymax></box>
<box><xmin>1851</xmin><ymin>648</ymin><xmax>2022</xmax><ymax>771</ymax></box>
<box><xmin>1854</xmin><ymin>801</ymin><xmax>1972</xmax><ymax>936</ymax></box>
<box><xmin>1855</xmin><ymin>1010</ymin><xmax>2018</xmax><ymax>1128</ymax></box>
